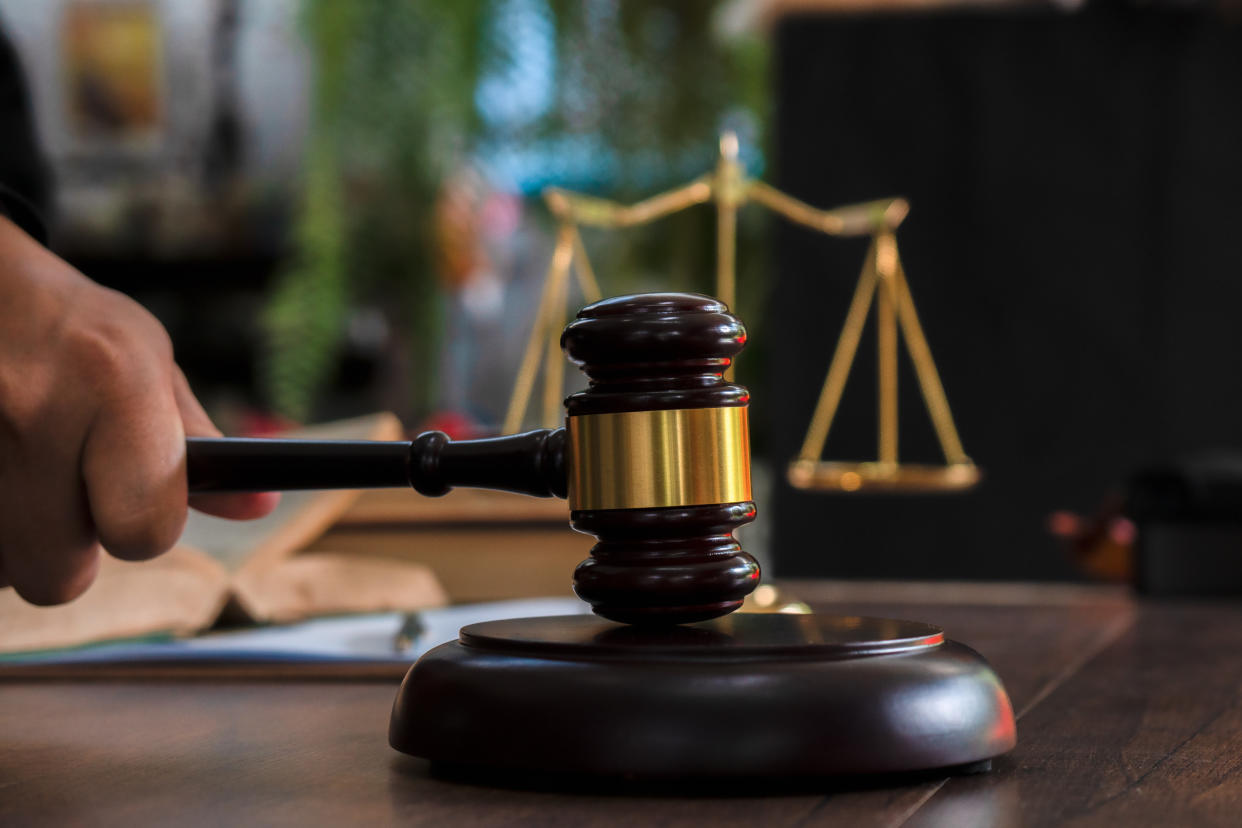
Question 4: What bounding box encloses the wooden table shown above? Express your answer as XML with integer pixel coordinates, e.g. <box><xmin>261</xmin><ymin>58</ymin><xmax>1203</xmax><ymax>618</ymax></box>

<box><xmin>2</xmin><ymin>580</ymin><xmax>1239</xmax><ymax>827</ymax></box>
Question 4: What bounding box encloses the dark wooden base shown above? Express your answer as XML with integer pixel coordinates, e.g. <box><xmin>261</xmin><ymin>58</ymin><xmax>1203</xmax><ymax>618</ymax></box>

<box><xmin>389</xmin><ymin>613</ymin><xmax>1016</xmax><ymax>779</ymax></box>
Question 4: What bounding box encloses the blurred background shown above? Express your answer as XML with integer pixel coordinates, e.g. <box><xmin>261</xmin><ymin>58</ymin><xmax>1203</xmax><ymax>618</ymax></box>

<box><xmin>4</xmin><ymin>0</ymin><xmax>1242</xmax><ymax>584</ymax></box>
<box><xmin>0</xmin><ymin>0</ymin><xmax>767</xmax><ymax>432</ymax></box>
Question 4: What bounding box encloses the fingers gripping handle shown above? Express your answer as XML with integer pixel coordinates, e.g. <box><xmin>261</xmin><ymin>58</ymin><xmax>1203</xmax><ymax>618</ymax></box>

<box><xmin>186</xmin><ymin>428</ymin><xmax>568</xmax><ymax>499</ymax></box>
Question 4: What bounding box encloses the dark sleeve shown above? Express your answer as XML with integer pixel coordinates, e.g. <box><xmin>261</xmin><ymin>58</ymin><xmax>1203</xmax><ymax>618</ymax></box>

<box><xmin>0</xmin><ymin>27</ymin><xmax>51</xmax><ymax>244</ymax></box>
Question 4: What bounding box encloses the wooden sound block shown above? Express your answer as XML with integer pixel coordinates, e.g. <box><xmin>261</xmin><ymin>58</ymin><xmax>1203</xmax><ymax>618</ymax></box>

<box><xmin>389</xmin><ymin>613</ymin><xmax>1016</xmax><ymax>779</ymax></box>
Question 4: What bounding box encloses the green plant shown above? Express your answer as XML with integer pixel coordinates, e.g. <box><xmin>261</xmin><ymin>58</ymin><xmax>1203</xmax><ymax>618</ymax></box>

<box><xmin>263</xmin><ymin>0</ymin><xmax>768</xmax><ymax>422</ymax></box>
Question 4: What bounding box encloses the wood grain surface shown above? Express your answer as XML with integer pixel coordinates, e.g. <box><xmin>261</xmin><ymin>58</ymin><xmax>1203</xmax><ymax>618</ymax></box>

<box><xmin>4</xmin><ymin>581</ymin><xmax>1236</xmax><ymax>827</ymax></box>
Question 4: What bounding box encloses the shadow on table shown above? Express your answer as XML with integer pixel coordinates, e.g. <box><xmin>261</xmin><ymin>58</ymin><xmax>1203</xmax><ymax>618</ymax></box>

<box><xmin>389</xmin><ymin>753</ymin><xmax>995</xmax><ymax>798</ymax></box>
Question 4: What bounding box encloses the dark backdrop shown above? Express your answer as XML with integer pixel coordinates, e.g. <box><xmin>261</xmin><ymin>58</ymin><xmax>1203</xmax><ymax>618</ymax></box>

<box><xmin>763</xmin><ymin>8</ymin><xmax>1242</xmax><ymax>580</ymax></box>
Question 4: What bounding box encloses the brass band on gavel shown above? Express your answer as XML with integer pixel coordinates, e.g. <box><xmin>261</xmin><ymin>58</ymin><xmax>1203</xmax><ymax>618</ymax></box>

<box><xmin>567</xmin><ymin>407</ymin><xmax>752</xmax><ymax>511</ymax></box>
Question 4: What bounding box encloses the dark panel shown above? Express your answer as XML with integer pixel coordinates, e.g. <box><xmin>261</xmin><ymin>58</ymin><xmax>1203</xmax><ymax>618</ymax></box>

<box><xmin>765</xmin><ymin>9</ymin><xmax>1242</xmax><ymax>580</ymax></box>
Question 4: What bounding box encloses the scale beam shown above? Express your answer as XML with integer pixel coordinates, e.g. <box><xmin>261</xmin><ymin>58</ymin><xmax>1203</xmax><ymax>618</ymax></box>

<box><xmin>503</xmin><ymin>132</ymin><xmax>977</xmax><ymax>495</ymax></box>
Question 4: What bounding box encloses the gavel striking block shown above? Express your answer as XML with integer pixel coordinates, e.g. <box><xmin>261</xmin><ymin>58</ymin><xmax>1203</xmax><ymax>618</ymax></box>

<box><xmin>187</xmin><ymin>291</ymin><xmax>1015</xmax><ymax>781</ymax></box>
<box><xmin>560</xmin><ymin>293</ymin><xmax>759</xmax><ymax>623</ymax></box>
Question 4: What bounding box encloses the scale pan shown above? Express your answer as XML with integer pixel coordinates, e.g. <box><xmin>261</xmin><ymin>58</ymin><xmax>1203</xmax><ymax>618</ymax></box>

<box><xmin>787</xmin><ymin>460</ymin><xmax>981</xmax><ymax>493</ymax></box>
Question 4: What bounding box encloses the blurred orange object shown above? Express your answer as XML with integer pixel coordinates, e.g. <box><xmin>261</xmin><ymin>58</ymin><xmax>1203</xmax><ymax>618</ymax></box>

<box><xmin>1048</xmin><ymin>498</ymin><xmax>1135</xmax><ymax>583</ymax></box>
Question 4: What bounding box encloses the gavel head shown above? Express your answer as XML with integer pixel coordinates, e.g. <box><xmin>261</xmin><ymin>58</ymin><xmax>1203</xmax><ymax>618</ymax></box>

<box><xmin>560</xmin><ymin>292</ymin><xmax>760</xmax><ymax>625</ymax></box>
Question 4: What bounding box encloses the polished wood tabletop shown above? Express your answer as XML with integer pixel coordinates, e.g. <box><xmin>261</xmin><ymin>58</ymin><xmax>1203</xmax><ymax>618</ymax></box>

<box><xmin>2</xmin><ymin>580</ymin><xmax>1239</xmax><ymax>827</ymax></box>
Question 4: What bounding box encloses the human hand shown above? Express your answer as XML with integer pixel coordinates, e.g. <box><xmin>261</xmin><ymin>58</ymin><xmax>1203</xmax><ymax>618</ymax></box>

<box><xmin>0</xmin><ymin>216</ymin><xmax>278</xmax><ymax>605</ymax></box>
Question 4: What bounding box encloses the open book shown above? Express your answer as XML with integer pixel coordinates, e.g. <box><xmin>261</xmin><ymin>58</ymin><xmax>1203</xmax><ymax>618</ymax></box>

<box><xmin>0</xmin><ymin>414</ymin><xmax>447</xmax><ymax>655</ymax></box>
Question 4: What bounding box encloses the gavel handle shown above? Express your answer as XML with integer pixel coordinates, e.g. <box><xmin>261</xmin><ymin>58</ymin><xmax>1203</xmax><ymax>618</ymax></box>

<box><xmin>186</xmin><ymin>428</ymin><xmax>567</xmax><ymax>499</ymax></box>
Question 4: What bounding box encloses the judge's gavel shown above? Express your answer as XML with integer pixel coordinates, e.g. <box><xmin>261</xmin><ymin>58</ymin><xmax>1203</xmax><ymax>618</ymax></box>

<box><xmin>188</xmin><ymin>293</ymin><xmax>759</xmax><ymax>624</ymax></box>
